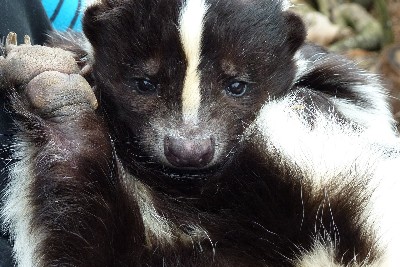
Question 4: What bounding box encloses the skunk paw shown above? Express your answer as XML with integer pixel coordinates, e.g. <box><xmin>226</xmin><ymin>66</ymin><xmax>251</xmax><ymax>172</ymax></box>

<box><xmin>25</xmin><ymin>71</ymin><xmax>97</xmax><ymax>120</ymax></box>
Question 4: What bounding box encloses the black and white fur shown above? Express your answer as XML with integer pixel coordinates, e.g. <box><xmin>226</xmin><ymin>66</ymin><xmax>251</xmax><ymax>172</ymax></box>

<box><xmin>2</xmin><ymin>0</ymin><xmax>400</xmax><ymax>266</ymax></box>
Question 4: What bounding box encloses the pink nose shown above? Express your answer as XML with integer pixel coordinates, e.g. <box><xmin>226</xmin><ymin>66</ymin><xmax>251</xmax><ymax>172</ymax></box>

<box><xmin>164</xmin><ymin>136</ymin><xmax>215</xmax><ymax>168</ymax></box>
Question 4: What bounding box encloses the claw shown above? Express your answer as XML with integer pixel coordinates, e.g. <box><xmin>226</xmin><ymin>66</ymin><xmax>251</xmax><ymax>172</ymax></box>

<box><xmin>6</xmin><ymin>32</ymin><xmax>17</xmax><ymax>46</ymax></box>
<box><xmin>24</xmin><ymin>35</ymin><xmax>31</xmax><ymax>45</ymax></box>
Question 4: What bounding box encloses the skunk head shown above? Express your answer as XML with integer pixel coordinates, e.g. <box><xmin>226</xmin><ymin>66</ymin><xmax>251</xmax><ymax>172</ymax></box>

<box><xmin>83</xmin><ymin>0</ymin><xmax>306</xmax><ymax>178</ymax></box>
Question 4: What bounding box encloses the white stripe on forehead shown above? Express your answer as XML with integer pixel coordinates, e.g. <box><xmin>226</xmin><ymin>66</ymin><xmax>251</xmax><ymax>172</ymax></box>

<box><xmin>179</xmin><ymin>0</ymin><xmax>209</xmax><ymax>123</ymax></box>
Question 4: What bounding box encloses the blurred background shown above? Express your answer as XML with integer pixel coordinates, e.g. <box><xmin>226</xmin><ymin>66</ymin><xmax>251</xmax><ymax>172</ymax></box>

<box><xmin>291</xmin><ymin>0</ymin><xmax>400</xmax><ymax>127</ymax></box>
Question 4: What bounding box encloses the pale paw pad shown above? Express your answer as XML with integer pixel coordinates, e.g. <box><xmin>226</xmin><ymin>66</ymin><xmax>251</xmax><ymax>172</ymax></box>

<box><xmin>25</xmin><ymin>71</ymin><xmax>97</xmax><ymax>118</ymax></box>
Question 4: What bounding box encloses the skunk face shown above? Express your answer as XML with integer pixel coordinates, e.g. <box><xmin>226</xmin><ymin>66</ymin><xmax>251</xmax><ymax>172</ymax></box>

<box><xmin>83</xmin><ymin>0</ymin><xmax>305</xmax><ymax>177</ymax></box>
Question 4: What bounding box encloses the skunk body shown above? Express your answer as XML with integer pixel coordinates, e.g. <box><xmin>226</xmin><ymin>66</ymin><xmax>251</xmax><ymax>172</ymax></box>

<box><xmin>2</xmin><ymin>0</ymin><xmax>400</xmax><ymax>266</ymax></box>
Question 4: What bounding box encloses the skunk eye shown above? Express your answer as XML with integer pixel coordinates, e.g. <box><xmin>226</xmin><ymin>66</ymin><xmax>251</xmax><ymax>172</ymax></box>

<box><xmin>225</xmin><ymin>81</ymin><xmax>248</xmax><ymax>97</ymax></box>
<box><xmin>135</xmin><ymin>78</ymin><xmax>157</xmax><ymax>94</ymax></box>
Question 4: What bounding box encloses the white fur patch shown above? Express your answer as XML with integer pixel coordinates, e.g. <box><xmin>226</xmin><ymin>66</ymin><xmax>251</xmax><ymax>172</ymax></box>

<box><xmin>293</xmin><ymin>49</ymin><xmax>396</xmax><ymax>138</ymax></box>
<box><xmin>83</xmin><ymin>0</ymin><xmax>101</xmax><ymax>8</ymax></box>
<box><xmin>134</xmin><ymin>179</ymin><xmax>177</xmax><ymax>246</ymax></box>
<box><xmin>118</xmin><ymin>163</ymin><xmax>176</xmax><ymax>247</ymax></box>
<box><xmin>295</xmin><ymin>241</ymin><xmax>386</xmax><ymax>267</ymax></box>
<box><xmin>331</xmin><ymin>80</ymin><xmax>396</xmax><ymax>139</ymax></box>
<box><xmin>293</xmin><ymin>50</ymin><xmax>311</xmax><ymax>82</ymax></box>
<box><xmin>280</xmin><ymin>0</ymin><xmax>293</xmax><ymax>11</ymax></box>
<box><xmin>296</xmin><ymin>241</ymin><xmax>392</xmax><ymax>267</ymax></box>
<box><xmin>1</xmin><ymin>143</ymin><xmax>46</xmax><ymax>267</ymax></box>
<box><xmin>250</xmin><ymin>92</ymin><xmax>400</xmax><ymax>265</ymax></box>
<box><xmin>295</xmin><ymin>243</ymin><xmax>341</xmax><ymax>267</ymax></box>
<box><xmin>253</xmin><ymin>94</ymin><xmax>386</xmax><ymax>186</ymax></box>
<box><xmin>122</xmin><ymin>170</ymin><xmax>210</xmax><ymax>249</ymax></box>
<box><xmin>368</xmin><ymin>155</ymin><xmax>400</xmax><ymax>266</ymax></box>
<box><xmin>179</xmin><ymin>0</ymin><xmax>209</xmax><ymax>123</ymax></box>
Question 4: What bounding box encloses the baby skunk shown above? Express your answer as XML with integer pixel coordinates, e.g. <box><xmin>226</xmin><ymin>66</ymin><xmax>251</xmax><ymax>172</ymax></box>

<box><xmin>2</xmin><ymin>0</ymin><xmax>400</xmax><ymax>266</ymax></box>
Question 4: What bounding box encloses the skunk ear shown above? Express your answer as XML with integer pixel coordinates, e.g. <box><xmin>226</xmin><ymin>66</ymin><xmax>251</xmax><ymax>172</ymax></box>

<box><xmin>283</xmin><ymin>11</ymin><xmax>306</xmax><ymax>54</ymax></box>
<box><xmin>82</xmin><ymin>4</ymin><xmax>104</xmax><ymax>45</ymax></box>
<box><xmin>82</xmin><ymin>0</ymin><xmax>126</xmax><ymax>45</ymax></box>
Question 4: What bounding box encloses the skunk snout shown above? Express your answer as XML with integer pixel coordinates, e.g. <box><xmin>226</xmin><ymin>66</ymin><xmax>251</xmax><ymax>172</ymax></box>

<box><xmin>164</xmin><ymin>136</ymin><xmax>215</xmax><ymax>168</ymax></box>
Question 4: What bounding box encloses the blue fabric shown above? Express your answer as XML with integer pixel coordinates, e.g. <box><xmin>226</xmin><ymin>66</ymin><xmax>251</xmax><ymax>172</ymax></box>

<box><xmin>41</xmin><ymin>0</ymin><xmax>85</xmax><ymax>31</ymax></box>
